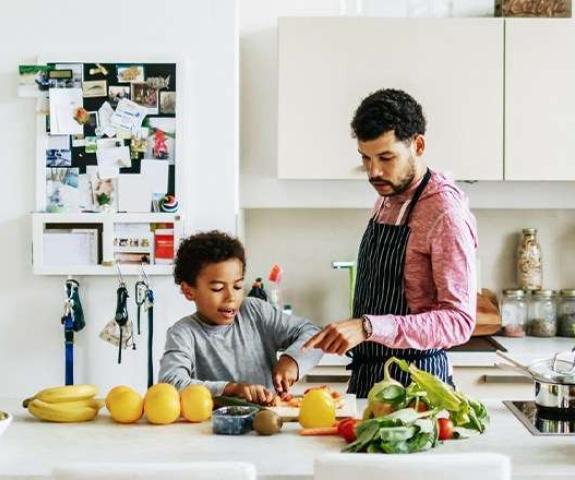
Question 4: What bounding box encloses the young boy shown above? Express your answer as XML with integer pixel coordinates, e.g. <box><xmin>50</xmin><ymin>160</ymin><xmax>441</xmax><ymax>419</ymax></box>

<box><xmin>158</xmin><ymin>230</ymin><xmax>323</xmax><ymax>404</ymax></box>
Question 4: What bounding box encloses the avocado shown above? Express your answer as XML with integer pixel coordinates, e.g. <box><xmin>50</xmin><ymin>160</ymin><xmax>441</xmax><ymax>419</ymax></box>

<box><xmin>253</xmin><ymin>409</ymin><xmax>283</xmax><ymax>435</ymax></box>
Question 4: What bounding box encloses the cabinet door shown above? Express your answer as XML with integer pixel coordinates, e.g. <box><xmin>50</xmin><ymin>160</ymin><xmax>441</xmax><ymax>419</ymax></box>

<box><xmin>278</xmin><ymin>18</ymin><xmax>504</xmax><ymax>180</ymax></box>
<box><xmin>505</xmin><ymin>20</ymin><xmax>575</xmax><ymax>180</ymax></box>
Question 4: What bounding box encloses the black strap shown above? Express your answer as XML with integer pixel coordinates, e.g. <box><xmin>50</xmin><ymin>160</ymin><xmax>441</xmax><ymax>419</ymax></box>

<box><xmin>402</xmin><ymin>168</ymin><xmax>432</xmax><ymax>226</ymax></box>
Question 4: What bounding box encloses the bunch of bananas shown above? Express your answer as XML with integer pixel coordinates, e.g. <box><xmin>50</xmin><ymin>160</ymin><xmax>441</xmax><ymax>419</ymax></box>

<box><xmin>23</xmin><ymin>385</ymin><xmax>104</xmax><ymax>423</ymax></box>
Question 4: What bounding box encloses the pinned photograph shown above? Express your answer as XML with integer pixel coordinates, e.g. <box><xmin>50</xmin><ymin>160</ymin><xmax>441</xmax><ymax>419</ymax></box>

<box><xmin>73</xmin><ymin>107</ymin><xmax>90</xmax><ymax>125</ymax></box>
<box><xmin>108</xmin><ymin>85</ymin><xmax>130</xmax><ymax>107</ymax></box>
<box><xmin>145</xmin><ymin>117</ymin><xmax>176</xmax><ymax>163</ymax></box>
<box><xmin>131</xmin><ymin>83</ymin><xmax>158</xmax><ymax>114</ymax></box>
<box><xmin>85</xmin><ymin>136</ymin><xmax>97</xmax><ymax>154</ymax></box>
<box><xmin>18</xmin><ymin>65</ymin><xmax>51</xmax><ymax>96</ymax></box>
<box><xmin>72</xmin><ymin>134</ymin><xmax>86</xmax><ymax>148</ymax></box>
<box><xmin>46</xmin><ymin>149</ymin><xmax>72</xmax><ymax>167</ymax></box>
<box><xmin>46</xmin><ymin>168</ymin><xmax>80</xmax><ymax>212</ymax></box>
<box><xmin>146</xmin><ymin>76</ymin><xmax>170</xmax><ymax>90</ymax></box>
<box><xmin>54</xmin><ymin>63</ymin><xmax>83</xmax><ymax>88</ymax></box>
<box><xmin>83</xmin><ymin>80</ymin><xmax>107</xmax><ymax>98</ymax></box>
<box><xmin>91</xmin><ymin>176</ymin><xmax>117</xmax><ymax>212</ymax></box>
<box><xmin>117</xmin><ymin>65</ymin><xmax>145</xmax><ymax>83</ymax></box>
<box><xmin>48</xmin><ymin>69</ymin><xmax>74</xmax><ymax>89</ymax></box>
<box><xmin>159</xmin><ymin>91</ymin><xmax>176</xmax><ymax>114</ymax></box>
<box><xmin>87</xmin><ymin>112</ymin><xmax>99</xmax><ymax>130</ymax></box>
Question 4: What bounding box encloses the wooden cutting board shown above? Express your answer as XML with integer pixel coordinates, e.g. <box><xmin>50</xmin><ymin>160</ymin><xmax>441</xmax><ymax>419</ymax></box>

<box><xmin>266</xmin><ymin>394</ymin><xmax>359</xmax><ymax>422</ymax></box>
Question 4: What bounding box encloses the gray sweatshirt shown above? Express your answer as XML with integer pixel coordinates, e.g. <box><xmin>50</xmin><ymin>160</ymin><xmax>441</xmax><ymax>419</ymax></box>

<box><xmin>158</xmin><ymin>297</ymin><xmax>323</xmax><ymax>396</ymax></box>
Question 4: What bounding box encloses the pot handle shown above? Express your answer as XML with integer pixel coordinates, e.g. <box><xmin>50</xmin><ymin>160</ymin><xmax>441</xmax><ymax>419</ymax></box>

<box><xmin>495</xmin><ymin>350</ymin><xmax>531</xmax><ymax>374</ymax></box>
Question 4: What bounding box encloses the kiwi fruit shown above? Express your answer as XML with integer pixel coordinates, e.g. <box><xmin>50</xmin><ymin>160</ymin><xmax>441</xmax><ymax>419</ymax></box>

<box><xmin>253</xmin><ymin>409</ymin><xmax>283</xmax><ymax>435</ymax></box>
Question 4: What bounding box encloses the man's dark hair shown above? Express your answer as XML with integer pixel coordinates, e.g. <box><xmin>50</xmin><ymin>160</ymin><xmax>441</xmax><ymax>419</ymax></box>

<box><xmin>351</xmin><ymin>89</ymin><xmax>426</xmax><ymax>142</ymax></box>
<box><xmin>174</xmin><ymin>230</ymin><xmax>246</xmax><ymax>286</ymax></box>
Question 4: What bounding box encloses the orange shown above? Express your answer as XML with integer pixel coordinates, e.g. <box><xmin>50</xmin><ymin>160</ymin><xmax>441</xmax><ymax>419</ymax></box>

<box><xmin>106</xmin><ymin>385</ymin><xmax>144</xmax><ymax>424</ymax></box>
<box><xmin>144</xmin><ymin>383</ymin><xmax>181</xmax><ymax>425</ymax></box>
<box><xmin>180</xmin><ymin>385</ymin><xmax>213</xmax><ymax>422</ymax></box>
<box><xmin>298</xmin><ymin>388</ymin><xmax>336</xmax><ymax>428</ymax></box>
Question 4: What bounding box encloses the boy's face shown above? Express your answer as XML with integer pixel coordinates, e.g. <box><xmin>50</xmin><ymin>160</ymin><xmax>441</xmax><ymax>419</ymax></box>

<box><xmin>181</xmin><ymin>258</ymin><xmax>245</xmax><ymax>325</ymax></box>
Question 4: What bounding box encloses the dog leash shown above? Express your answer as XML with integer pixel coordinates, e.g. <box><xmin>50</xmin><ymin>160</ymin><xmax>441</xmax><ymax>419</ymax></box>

<box><xmin>61</xmin><ymin>278</ymin><xmax>85</xmax><ymax>385</ymax></box>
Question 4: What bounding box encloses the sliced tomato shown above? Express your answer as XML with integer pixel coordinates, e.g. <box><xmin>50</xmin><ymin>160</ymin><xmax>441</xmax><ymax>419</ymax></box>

<box><xmin>437</xmin><ymin>417</ymin><xmax>454</xmax><ymax>441</ymax></box>
<box><xmin>337</xmin><ymin>418</ymin><xmax>358</xmax><ymax>443</ymax></box>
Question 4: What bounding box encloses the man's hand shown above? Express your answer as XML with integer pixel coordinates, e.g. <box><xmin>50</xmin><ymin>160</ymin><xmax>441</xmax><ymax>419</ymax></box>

<box><xmin>273</xmin><ymin>355</ymin><xmax>299</xmax><ymax>396</ymax></box>
<box><xmin>223</xmin><ymin>382</ymin><xmax>276</xmax><ymax>405</ymax></box>
<box><xmin>302</xmin><ymin>318</ymin><xmax>366</xmax><ymax>355</ymax></box>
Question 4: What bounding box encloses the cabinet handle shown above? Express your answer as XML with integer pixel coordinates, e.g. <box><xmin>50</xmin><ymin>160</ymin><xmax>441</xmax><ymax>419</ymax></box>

<box><xmin>304</xmin><ymin>374</ymin><xmax>350</xmax><ymax>383</ymax></box>
<box><xmin>482</xmin><ymin>374</ymin><xmax>533</xmax><ymax>384</ymax></box>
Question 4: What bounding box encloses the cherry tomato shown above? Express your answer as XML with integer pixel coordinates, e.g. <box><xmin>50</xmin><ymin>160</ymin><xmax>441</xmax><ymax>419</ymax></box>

<box><xmin>437</xmin><ymin>417</ymin><xmax>454</xmax><ymax>441</ymax></box>
<box><xmin>337</xmin><ymin>418</ymin><xmax>358</xmax><ymax>443</ymax></box>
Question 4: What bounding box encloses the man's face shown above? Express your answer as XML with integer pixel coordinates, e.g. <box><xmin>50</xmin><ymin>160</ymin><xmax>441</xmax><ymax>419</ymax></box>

<box><xmin>358</xmin><ymin>130</ymin><xmax>424</xmax><ymax>197</ymax></box>
<box><xmin>181</xmin><ymin>259</ymin><xmax>245</xmax><ymax>325</ymax></box>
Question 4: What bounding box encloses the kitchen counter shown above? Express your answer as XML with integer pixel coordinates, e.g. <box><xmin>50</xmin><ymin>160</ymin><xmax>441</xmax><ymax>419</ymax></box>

<box><xmin>317</xmin><ymin>336</ymin><xmax>575</xmax><ymax>368</ymax></box>
<box><xmin>0</xmin><ymin>397</ymin><xmax>574</xmax><ymax>480</ymax></box>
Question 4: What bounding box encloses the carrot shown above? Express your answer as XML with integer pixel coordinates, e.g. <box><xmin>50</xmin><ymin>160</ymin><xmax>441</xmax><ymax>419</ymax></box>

<box><xmin>299</xmin><ymin>426</ymin><xmax>339</xmax><ymax>436</ymax></box>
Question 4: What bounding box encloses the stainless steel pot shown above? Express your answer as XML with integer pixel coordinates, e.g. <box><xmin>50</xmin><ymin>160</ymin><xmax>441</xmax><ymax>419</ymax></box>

<box><xmin>496</xmin><ymin>350</ymin><xmax>575</xmax><ymax>416</ymax></box>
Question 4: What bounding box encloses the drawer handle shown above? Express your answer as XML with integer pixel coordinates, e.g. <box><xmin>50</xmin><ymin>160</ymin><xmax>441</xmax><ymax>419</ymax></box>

<box><xmin>482</xmin><ymin>374</ymin><xmax>533</xmax><ymax>384</ymax></box>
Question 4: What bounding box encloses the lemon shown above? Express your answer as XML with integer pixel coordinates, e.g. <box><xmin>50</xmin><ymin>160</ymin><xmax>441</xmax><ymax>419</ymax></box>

<box><xmin>298</xmin><ymin>388</ymin><xmax>336</xmax><ymax>428</ymax></box>
<box><xmin>144</xmin><ymin>383</ymin><xmax>181</xmax><ymax>425</ymax></box>
<box><xmin>180</xmin><ymin>385</ymin><xmax>213</xmax><ymax>422</ymax></box>
<box><xmin>106</xmin><ymin>385</ymin><xmax>144</xmax><ymax>424</ymax></box>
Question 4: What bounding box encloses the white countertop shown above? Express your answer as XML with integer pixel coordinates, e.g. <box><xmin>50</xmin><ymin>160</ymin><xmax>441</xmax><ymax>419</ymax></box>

<box><xmin>317</xmin><ymin>336</ymin><xmax>575</xmax><ymax>368</ymax></box>
<box><xmin>0</xmin><ymin>396</ymin><xmax>574</xmax><ymax>480</ymax></box>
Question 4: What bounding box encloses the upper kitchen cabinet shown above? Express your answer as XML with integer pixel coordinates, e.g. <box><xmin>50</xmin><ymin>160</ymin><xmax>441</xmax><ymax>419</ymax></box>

<box><xmin>505</xmin><ymin>19</ymin><xmax>575</xmax><ymax>180</ymax></box>
<box><xmin>278</xmin><ymin>18</ymin><xmax>504</xmax><ymax>181</ymax></box>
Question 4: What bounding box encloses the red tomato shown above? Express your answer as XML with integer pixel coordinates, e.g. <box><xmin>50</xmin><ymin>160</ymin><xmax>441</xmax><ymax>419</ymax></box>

<box><xmin>337</xmin><ymin>418</ymin><xmax>358</xmax><ymax>443</ymax></box>
<box><xmin>437</xmin><ymin>418</ymin><xmax>454</xmax><ymax>441</ymax></box>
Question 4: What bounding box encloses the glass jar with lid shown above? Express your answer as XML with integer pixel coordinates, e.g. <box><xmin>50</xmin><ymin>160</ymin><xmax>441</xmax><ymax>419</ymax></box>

<box><xmin>558</xmin><ymin>289</ymin><xmax>575</xmax><ymax>337</ymax></box>
<box><xmin>527</xmin><ymin>289</ymin><xmax>557</xmax><ymax>337</ymax></box>
<box><xmin>501</xmin><ymin>289</ymin><xmax>528</xmax><ymax>337</ymax></box>
<box><xmin>517</xmin><ymin>228</ymin><xmax>543</xmax><ymax>291</ymax></box>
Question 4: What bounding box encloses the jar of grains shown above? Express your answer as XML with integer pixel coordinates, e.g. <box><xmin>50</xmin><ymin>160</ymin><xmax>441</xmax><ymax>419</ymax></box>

<box><xmin>527</xmin><ymin>289</ymin><xmax>557</xmax><ymax>337</ymax></box>
<box><xmin>558</xmin><ymin>289</ymin><xmax>575</xmax><ymax>337</ymax></box>
<box><xmin>517</xmin><ymin>228</ymin><xmax>543</xmax><ymax>291</ymax></box>
<box><xmin>501</xmin><ymin>289</ymin><xmax>528</xmax><ymax>337</ymax></box>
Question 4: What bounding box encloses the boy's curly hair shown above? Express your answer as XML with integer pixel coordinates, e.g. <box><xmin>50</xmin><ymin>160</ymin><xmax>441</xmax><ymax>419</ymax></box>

<box><xmin>174</xmin><ymin>230</ymin><xmax>246</xmax><ymax>286</ymax></box>
<box><xmin>351</xmin><ymin>88</ymin><xmax>426</xmax><ymax>142</ymax></box>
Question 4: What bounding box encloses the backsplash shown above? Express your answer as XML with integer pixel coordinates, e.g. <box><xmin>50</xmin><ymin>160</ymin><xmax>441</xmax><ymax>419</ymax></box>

<box><xmin>243</xmin><ymin>208</ymin><xmax>575</xmax><ymax>326</ymax></box>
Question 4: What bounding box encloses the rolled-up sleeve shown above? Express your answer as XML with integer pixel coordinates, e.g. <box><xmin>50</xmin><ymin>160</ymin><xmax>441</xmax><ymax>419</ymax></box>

<box><xmin>367</xmin><ymin>211</ymin><xmax>477</xmax><ymax>350</ymax></box>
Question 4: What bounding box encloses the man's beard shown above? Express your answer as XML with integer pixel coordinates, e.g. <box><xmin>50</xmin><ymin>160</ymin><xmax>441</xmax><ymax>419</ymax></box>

<box><xmin>369</xmin><ymin>158</ymin><xmax>416</xmax><ymax>196</ymax></box>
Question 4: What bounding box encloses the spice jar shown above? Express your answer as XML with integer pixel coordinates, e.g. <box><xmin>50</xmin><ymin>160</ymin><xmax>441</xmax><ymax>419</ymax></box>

<box><xmin>527</xmin><ymin>289</ymin><xmax>557</xmax><ymax>337</ymax></box>
<box><xmin>558</xmin><ymin>289</ymin><xmax>575</xmax><ymax>337</ymax></box>
<box><xmin>517</xmin><ymin>228</ymin><xmax>543</xmax><ymax>290</ymax></box>
<box><xmin>501</xmin><ymin>289</ymin><xmax>528</xmax><ymax>337</ymax></box>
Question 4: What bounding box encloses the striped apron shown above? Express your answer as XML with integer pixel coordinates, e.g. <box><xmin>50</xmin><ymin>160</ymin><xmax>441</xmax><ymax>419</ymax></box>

<box><xmin>346</xmin><ymin>168</ymin><xmax>450</xmax><ymax>398</ymax></box>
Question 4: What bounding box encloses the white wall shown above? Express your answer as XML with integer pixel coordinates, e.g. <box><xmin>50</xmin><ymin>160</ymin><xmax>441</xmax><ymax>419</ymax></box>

<box><xmin>0</xmin><ymin>0</ymin><xmax>238</xmax><ymax>397</ymax></box>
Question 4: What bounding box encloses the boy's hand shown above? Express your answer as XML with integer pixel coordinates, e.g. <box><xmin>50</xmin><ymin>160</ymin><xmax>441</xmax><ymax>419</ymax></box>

<box><xmin>223</xmin><ymin>382</ymin><xmax>276</xmax><ymax>405</ymax></box>
<box><xmin>273</xmin><ymin>355</ymin><xmax>299</xmax><ymax>396</ymax></box>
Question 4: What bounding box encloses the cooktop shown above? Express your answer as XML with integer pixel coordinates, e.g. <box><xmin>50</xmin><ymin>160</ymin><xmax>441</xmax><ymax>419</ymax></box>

<box><xmin>448</xmin><ymin>336</ymin><xmax>507</xmax><ymax>352</ymax></box>
<box><xmin>504</xmin><ymin>401</ymin><xmax>575</xmax><ymax>436</ymax></box>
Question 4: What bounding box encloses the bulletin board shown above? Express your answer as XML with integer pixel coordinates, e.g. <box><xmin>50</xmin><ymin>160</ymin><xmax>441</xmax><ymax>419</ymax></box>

<box><xmin>27</xmin><ymin>61</ymin><xmax>178</xmax><ymax>213</ymax></box>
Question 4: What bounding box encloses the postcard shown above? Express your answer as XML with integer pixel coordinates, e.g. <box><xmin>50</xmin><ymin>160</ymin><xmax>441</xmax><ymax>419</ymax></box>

<box><xmin>85</xmin><ymin>136</ymin><xmax>97</xmax><ymax>153</ymax></box>
<box><xmin>108</xmin><ymin>85</ymin><xmax>130</xmax><ymax>107</ymax></box>
<box><xmin>118</xmin><ymin>174</ymin><xmax>153</xmax><ymax>212</ymax></box>
<box><xmin>46</xmin><ymin>149</ymin><xmax>72</xmax><ymax>167</ymax></box>
<box><xmin>111</xmin><ymin>99</ymin><xmax>147</xmax><ymax>134</ymax></box>
<box><xmin>46</xmin><ymin>167</ymin><xmax>80</xmax><ymax>212</ymax></box>
<box><xmin>18</xmin><ymin>65</ymin><xmax>51</xmax><ymax>97</ymax></box>
<box><xmin>83</xmin><ymin>80</ymin><xmax>107</xmax><ymax>98</ymax></box>
<box><xmin>117</xmin><ymin>65</ymin><xmax>145</xmax><ymax>83</ymax></box>
<box><xmin>47</xmin><ymin>135</ymin><xmax>70</xmax><ymax>150</ymax></box>
<box><xmin>48</xmin><ymin>69</ymin><xmax>74</xmax><ymax>89</ymax></box>
<box><xmin>159</xmin><ymin>91</ymin><xmax>176</xmax><ymax>114</ymax></box>
<box><xmin>49</xmin><ymin>88</ymin><xmax>83</xmax><ymax>135</ymax></box>
<box><xmin>145</xmin><ymin>117</ymin><xmax>176</xmax><ymax>163</ymax></box>
<box><xmin>54</xmin><ymin>63</ymin><xmax>83</xmax><ymax>88</ymax></box>
<box><xmin>72</xmin><ymin>134</ymin><xmax>85</xmax><ymax>148</ymax></box>
<box><xmin>131</xmin><ymin>83</ymin><xmax>158</xmax><ymax>114</ymax></box>
<box><xmin>91</xmin><ymin>176</ymin><xmax>117</xmax><ymax>211</ymax></box>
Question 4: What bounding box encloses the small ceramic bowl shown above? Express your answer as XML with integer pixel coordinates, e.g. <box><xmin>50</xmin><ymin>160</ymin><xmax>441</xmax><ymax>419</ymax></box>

<box><xmin>0</xmin><ymin>411</ymin><xmax>12</xmax><ymax>439</ymax></box>
<box><xmin>212</xmin><ymin>406</ymin><xmax>259</xmax><ymax>435</ymax></box>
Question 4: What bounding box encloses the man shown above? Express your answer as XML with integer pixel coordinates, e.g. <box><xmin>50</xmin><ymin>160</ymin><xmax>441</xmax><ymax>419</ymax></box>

<box><xmin>303</xmin><ymin>89</ymin><xmax>477</xmax><ymax>398</ymax></box>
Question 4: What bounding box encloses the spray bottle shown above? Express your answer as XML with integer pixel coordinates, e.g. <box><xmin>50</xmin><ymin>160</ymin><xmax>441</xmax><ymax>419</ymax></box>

<box><xmin>267</xmin><ymin>264</ymin><xmax>283</xmax><ymax>311</ymax></box>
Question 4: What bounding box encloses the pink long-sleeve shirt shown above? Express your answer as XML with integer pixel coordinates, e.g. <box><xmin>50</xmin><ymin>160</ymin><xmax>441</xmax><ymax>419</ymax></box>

<box><xmin>365</xmin><ymin>170</ymin><xmax>478</xmax><ymax>351</ymax></box>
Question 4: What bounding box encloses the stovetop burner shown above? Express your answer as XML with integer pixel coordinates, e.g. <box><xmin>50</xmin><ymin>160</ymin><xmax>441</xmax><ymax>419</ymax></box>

<box><xmin>504</xmin><ymin>401</ymin><xmax>575</xmax><ymax>436</ymax></box>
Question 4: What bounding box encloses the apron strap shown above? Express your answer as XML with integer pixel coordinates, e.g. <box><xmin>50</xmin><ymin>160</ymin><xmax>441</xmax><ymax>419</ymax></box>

<box><xmin>402</xmin><ymin>168</ymin><xmax>432</xmax><ymax>226</ymax></box>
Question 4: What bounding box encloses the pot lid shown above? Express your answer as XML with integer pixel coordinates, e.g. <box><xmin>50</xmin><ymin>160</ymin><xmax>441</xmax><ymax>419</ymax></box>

<box><xmin>529</xmin><ymin>351</ymin><xmax>575</xmax><ymax>384</ymax></box>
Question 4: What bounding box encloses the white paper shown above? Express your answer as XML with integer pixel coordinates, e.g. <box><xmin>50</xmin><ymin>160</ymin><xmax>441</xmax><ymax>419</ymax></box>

<box><xmin>97</xmin><ymin>101</ymin><xmax>116</xmax><ymax>137</ymax></box>
<box><xmin>47</xmin><ymin>135</ymin><xmax>70</xmax><ymax>150</ymax></box>
<box><xmin>111</xmin><ymin>99</ymin><xmax>147</xmax><ymax>134</ymax></box>
<box><xmin>49</xmin><ymin>88</ymin><xmax>83</xmax><ymax>135</ymax></box>
<box><xmin>97</xmin><ymin>166</ymin><xmax>120</xmax><ymax>179</ymax></box>
<box><xmin>96</xmin><ymin>146</ymin><xmax>131</xmax><ymax>171</ymax></box>
<box><xmin>118</xmin><ymin>174</ymin><xmax>153</xmax><ymax>212</ymax></box>
<box><xmin>140</xmin><ymin>159</ymin><xmax>169</xmax><ymax>194</ymax></box>
<box><xmin>43</xmin><ymin>230</ymin><xmax>98</xmax><ymax>266</ymax></box>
